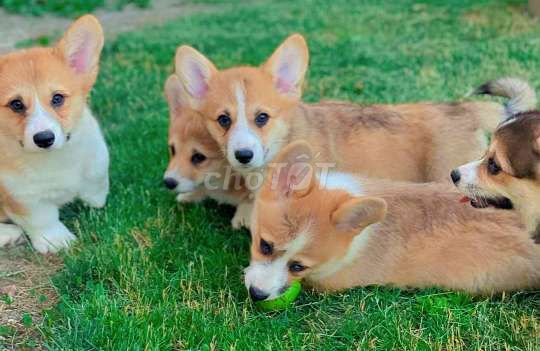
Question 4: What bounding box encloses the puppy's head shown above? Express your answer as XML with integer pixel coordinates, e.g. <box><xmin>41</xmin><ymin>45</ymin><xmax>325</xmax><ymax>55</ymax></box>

<box><xmin>163</xmin><ymin>75</ymin><xmax>225</xmax><ymax>195</ymax></box>
<box><xmin>0</xmin><ymin>15</ymin><xmax>103</xmax><ymax>152</ymax></box>
<box><xmin>173</xmin><ymin>34</ymin><xmax>309</xmax><ymax>172</ymax></box>
<box><xmin>451</xmin><ymin>112</ymin><xmax>540</xmax><ymax>211</ymax></box>
<box><xmin>244</xmin><ymin>141</ymin><xmax>387</xmax><ymax>301</ymax></box>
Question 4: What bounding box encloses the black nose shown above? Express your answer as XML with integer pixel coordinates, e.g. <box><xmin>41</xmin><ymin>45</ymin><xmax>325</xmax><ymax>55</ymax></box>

<box><xmin>33</xmin><ymin>130</ymin><xmax>55</xmax><ymax>149</ymax></box>
<box><xmin>163</xmin><ymin>177</ymin><xmax>178</xmax><ymax>190</ymax></box>
<box><xmin>450</xmin><ymin>169</ymin><xmax>461</xmax><ymax>184</ymax></box>
<box><xmin>234</xmin><ymin>149</ymin><xmax>254</xmax><ymax>164</ymax></box>
<box><xmin>249</xmin><ymin>286</ymin><xmax>269</xmax><ymax>301</ymax></box>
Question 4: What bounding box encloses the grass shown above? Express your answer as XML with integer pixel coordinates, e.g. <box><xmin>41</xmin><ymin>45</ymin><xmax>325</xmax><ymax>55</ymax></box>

<box><xmin>4</xmin><ymin>0</ymin><xmax>540</xmax><ymax>349</ymax></box>
<box><xmin>0</xmin><ymin>0</ymin><xmax>151</xmax><ymax>17</ymax></box>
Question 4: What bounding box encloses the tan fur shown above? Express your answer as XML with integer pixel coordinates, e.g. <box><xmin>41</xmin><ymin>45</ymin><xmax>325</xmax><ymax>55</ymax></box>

<box><xmin>454</xmin><ymin>111</ymin><xmax>540</xmax><ymax>242</ymax></box>
<box><xmin>164</xmin><ymin>75</ymin><xmax>250</xmax><ymax>225</ymax></box>
<box><xmin>0</xmin><ymin>15</ymin><xmax>109</xmax><ymax>253</ymax></box>
<box><xmin>248</xmin><ymin>141</ymin><xmax>540</xmax><ymax>296</ymax></box>
<box><xmin>174</xmin><ymin>34</ymin><xmax>506</xmax><ymax>183</ymax></box>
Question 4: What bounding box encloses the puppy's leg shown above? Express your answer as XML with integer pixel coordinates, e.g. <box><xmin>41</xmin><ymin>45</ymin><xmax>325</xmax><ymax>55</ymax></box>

<box><xmin>176</xmin><ymin>189</ymin><xmax>206</xmax><ymax>203</ymax></box>
<box><xmin>8</xmin><ymin>203</ymin><xmax>76</xmax><ymax>254</ymax></box>
<box><xmin>0</xmin><ymin>223</ymin><xmax>25</xmax><ymax>248</ymax></box>
<box><xmin>79</xmin><ymin>137</ymin><xmax>109</xmax><ymax>208</ymax></box>
<box><xmin>231</xmin><ymin>201</ymin><xmax>253</xmax><ymax>229</ymax></box>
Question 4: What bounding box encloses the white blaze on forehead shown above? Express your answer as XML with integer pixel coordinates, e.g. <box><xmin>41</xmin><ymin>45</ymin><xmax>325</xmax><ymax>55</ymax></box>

<box><xmin>23</xmin><ymin>96</ymin><xmax>65</xmax><ymax>151</ymax></box>
<box><xmin>244</xmin><ymin>229</ymin><xmax>310</xmax><ymax>300</ymax></box>
<box><xmin>226</xmin><ymin>82</ymin><xmax>265</xmax><ymax>169</ymax></box>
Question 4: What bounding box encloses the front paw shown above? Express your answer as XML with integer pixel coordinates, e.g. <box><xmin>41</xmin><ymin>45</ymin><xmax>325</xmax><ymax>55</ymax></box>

<box><xmin>29</xmin><ymin>225</ymin><xmax>76</xmax><ymax>254</ymax></box>
<box><xmin>231</xmin><ymin>204</ymin><xmax>252</xmax><ymax>229</ymax></box>
<box><xmin>176</xmin><ymin>191</ymin><xmax>205</xmax><ymax>203</ymax></box>
<box><xmin>80</xmin><ymin>179</ymin><xmax>109</xmax><ymax>208</ymax></box>
<box><xmin>0</xmin><ymin>224</ymin><xmax>25</xmax><ymax>248</ymax></box>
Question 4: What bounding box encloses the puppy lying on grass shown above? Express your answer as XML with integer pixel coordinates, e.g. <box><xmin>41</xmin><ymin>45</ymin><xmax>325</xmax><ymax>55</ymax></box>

<box><xmin>244</xmin><ymin>141</ymin><xmax>540</xmax><ymax>301</ymax></box>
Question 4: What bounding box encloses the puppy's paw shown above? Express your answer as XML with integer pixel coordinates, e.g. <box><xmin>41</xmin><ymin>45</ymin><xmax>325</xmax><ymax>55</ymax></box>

<box><xmin>80</xmin><ymin>180</ymin><xmax>109</xmax><ymax>208</ymax></box>
<box><xmin>29</xmin><ymin>225</ymin><xmax>76</xmax><ymax>254</ymax></box>
<box><xmin>176</xmin><ymin>191</ymin><xmax>205</xmax><ymax>203</ymax></box>
<box><xmin>231</xmin><ymin>204</ymin><xmax>252</xmax><ymax>229</ymax></box>
<box><xmin>0</xmin><ymin>224</ymin><xmax>25</xmax><ymax>248</ymax></box>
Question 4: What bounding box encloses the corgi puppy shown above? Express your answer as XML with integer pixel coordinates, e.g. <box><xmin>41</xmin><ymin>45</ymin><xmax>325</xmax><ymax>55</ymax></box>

<box><xmin>244</xmin><ymin>141</ymin><xmax>540</xmax><ymax>300</ymax></box>
<box><xmin>163</xmin><ymin>74</ymin><xmax>251</xmax><ymax>228</ymax></box>
<box><xmin>172</xmin><ymin>34</ymin><xmax>533</xmax><ymax>183</ymax></box>
<box><xmin>452</xmin><ymin>78</ymin><xmax>540</xmax><ymax>243</ymax></box>
<box><xmin>0</xmin><ymin>15</ymin><xmax>109</xmax><ymax>254</ymax></box>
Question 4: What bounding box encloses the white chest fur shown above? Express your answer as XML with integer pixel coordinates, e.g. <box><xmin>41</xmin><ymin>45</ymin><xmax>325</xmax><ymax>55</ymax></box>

<box><xmin>1</xmin><ymin>107</ymin><xmax>109</xmax><ymax>207</ymax></box>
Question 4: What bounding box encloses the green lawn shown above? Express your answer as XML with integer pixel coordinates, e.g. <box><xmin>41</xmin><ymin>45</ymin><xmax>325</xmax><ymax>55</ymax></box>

<box><xmin>27</xmin><ymin>0</ymin><xmax>540</xmax><ymax>349</ymax></box>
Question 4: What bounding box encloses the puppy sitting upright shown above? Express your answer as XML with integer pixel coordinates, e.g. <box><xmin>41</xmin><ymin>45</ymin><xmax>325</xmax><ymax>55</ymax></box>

<box><xmin>0</xmin><ymin>15</ymin><xmax>109</xmax><ymax>253</ymax></box>
<box><xmin>163</xmin><ymin>74</ymin><xmax>251</xmax><ymax>228</ymax></box>
<box><xmin>452</xmin><ymin>79</ymin><xmax>540</xmax><ymax>243</ymax></box>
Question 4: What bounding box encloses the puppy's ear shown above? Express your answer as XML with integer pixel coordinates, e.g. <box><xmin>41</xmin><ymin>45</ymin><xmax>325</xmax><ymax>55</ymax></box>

<box><xmin>331</xmin><ymin>197</ymin><xmax>387</xmax><ymax>233</ymax></box>
<box><xmin>56</xmin><ymin>15</ymin><xmax>104</xmax><ymax>92</ymax></box>
<box><xmin>164</xmin><ymin>75</ymin><xmax>189</xmax><ymax>122</ymax></box>
<box><xmin>262</xmin><ymin>34</ymin><xmax>309</xmax><ymax>99</ymax></box>
<box><xmin>175</xmin><ymin>45</ymin><xmax>217</xmax><ymax>107</ymax></box>
<box><xmin>265</xmin><ymin>140</ymin><xmax>315</xmax><ymax>198</ymax></box>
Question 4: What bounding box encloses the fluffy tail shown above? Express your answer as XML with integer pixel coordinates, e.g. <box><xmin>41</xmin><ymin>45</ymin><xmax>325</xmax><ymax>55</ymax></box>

<box><xmin>474</xmin><ymin>77</ymin><xmax>537</xmax><ymax>118</ymax></box>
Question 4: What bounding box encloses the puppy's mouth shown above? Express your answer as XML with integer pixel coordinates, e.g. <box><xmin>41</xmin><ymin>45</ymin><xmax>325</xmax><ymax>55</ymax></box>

<box><xmin>460</xmin><ymin>196</ymin><xmax>513</xmax><ymax>210</ymax></box>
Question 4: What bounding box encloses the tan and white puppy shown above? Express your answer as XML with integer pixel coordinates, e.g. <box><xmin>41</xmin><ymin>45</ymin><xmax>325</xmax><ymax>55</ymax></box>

<box><xmin>172</xmin><ymin>34</ymin><xmax>530</xmax><ymax>183</ymax></box>
<box><xmin>452</xmin><ymin>79</ymin><xmax>540</xmax><ymax>243</ymax></box>
<box><xmin>0</xmin><ymin>15</ymin><xmax>109</xmax><ymax>253</ymax></box>
<box><xmin>244</xmin><ymin>141</ymin><xmax>540</xmax><ymax>301</ymax></box>
<box><xmin>163</xmin><ymin>74</ymin><xmax>251</xmax><ymax>228</ymax></box>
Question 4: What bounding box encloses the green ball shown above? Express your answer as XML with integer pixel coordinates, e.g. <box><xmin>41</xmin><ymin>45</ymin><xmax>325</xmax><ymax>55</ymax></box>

<box><xmin>255</xmin><ymin>280</ymin><xmax>302</xmax><ymax>311</ymax></box>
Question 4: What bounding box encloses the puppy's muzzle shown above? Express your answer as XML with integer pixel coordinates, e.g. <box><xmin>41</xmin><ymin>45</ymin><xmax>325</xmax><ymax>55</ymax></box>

<box><xmin>163</xmin><ymin>177</ymin><xmax>178</xmax><ymax>190</ymax></box>
<box><xmin>33</xmin><ymin>130</ymin><xmax>55</xmax><ymax>149</ymax></box>
<box><xmin>235</xmin><ymin>149</ymin><xmax>254</xmax><ymax>165</ymax></box>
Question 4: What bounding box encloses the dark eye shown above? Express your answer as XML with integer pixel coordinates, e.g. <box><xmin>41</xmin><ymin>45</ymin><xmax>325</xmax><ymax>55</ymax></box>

<box><xmin>169</xmin><ymin>145</ymin><xmax>175</xmax><ymax>156</ymax></box>
<box><xmin>8</xmin><ymin>99</ymin><xmax>25</xmax><ymax>113</ymax></box>
<box><xmin>487</xmin><ymin>158</ymin><xmax>501</xmax><ymax>175</ymax></box>
<box><xmin>255</xmin><ymin>112</ymin><xmax>269</xmax><ymax>127</ymax></box>
<box><xmin>51</xmin><ymin>93</ymin><xmax>65</xmax><ymax>108</ymax></box>
<box><xmin>191</xmin><ymin>152</ymin><xmax>207</xmax><ymax>165</ymax></box>
<box><xmin>217</xmin><ymin>114</ymin><xmax>232</xmax><ymax>130</ymax></box>
<box><xmin>260</xmin><ymin>239</ymin><xmax>273</xmax><ymax>256</ymax></box>
<box><xmin>289</xmin><ymin>261</ymin><xmax>306</xmax><ymax>273</ymax></box>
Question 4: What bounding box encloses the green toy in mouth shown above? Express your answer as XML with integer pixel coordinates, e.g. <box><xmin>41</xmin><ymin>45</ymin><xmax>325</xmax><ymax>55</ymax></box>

<box><xmin>255</xmin><ymin>280</ymin><xmax>302</xmax><ymax>311</ymax></box>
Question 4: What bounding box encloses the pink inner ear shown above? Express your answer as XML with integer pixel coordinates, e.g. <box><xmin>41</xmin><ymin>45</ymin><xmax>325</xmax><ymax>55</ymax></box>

<box><xmin>275</xmin><ymin>162</ymin><xmax>310</xmax><ymax>197</ymax></box>
<box><xmin>276</xmin><ymin>63</ymin><xmax>293</xmax><ymax>94</ymax></box>
<box><xmin>189</xmin><ymin>62</ymin><xmax>208</xmax><ymax>99</ymax></box>
<box><xmin>69</xmin><ymin>32</ymin><xmax>92</xmax><ymax>74</ymax></box>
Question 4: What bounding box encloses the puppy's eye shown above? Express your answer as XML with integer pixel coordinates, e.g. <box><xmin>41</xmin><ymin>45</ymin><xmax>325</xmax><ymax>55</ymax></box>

<box><xmin>8</xmin><ymin>99</ymin><xmax>25</xmax><ymax>113</ymax></box>
<box><xmin>260</xmin><ymin>239</ymin><xmax>273</xmax><ymax>256</ymax></box>
<box><xmin>51</xmin><ymin>93</ymin><xmax>65</xmax><ymax>108</ymax></box>
<box><xmin>191</xmin><ymin>152</ymin><xmax>207</xmax><ymax>165</ymax></box>
<box><xmin>254</xmin><ymin>112</ymin><xmax>269</xmax><ymax>128</ymax></box>
<box><xmin>217</xmin><ymin>114</ymin><xmax>232</xmax><ymax>130</ymax></box>
<box><xmin>487</xmin><ymin>158</ymin><xmax>501</xmax><ymax>175</ymax></box>
<box><xmin>169</xmin><ymin>145</ymin><xmax>175</xmax><ymax>156</ymax></box>
<box><xmin>289</xmin><ymin>261</ymin><xmax>306</xmax><ymax>273</ymax></box>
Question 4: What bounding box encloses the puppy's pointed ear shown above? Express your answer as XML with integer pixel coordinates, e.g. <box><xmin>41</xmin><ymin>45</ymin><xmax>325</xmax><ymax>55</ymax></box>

<box><xmin>331</xmin><ymin>197</ymin><xmax>387</xmax><ymax>233</ymax></box>
<box><xmin>56</xmin><ymin>15</ymin><xmax>104</xmax><ymax>91</ymax></box>
<box><xmin>262</xmin><ymin>34</ymin><xmax>309</xmax><ymax>99</ymax></box>
<box><xmin>175</xmin><ymin>45</ymin><xmax>217</xmax><ymax>107</ymax></box>
<box><xmin>264</xmin><ymin>140</ymin><xmax>315</xmax><ymax>199</ymax></box>
<box><xmin>164</xmin><ymin>75</ymin><xmax>189</xmax><ymax>122</ymax></box>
